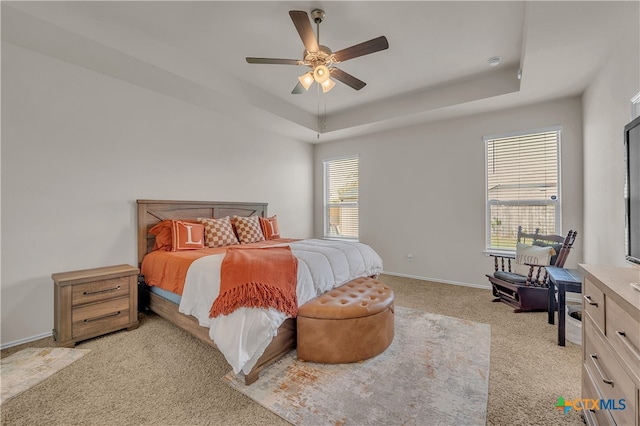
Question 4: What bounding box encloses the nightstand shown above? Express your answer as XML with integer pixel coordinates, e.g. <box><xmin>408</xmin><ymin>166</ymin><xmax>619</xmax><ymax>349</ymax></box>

<box><xmin>52</xmin><ymin>264</ymin><xmax>139</xmax><ymax>347</ymax></box>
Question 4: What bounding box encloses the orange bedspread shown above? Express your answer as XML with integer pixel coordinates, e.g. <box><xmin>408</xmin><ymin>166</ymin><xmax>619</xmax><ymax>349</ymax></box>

<box><xmin>210</xmin><ymin>246</ymin><xmax>298</xmax><ymax>318</ymax></box>
<box><xmin>141</xmin><ymin>239</ymin><xmax>298</xmax><ymax>295</ymax></box>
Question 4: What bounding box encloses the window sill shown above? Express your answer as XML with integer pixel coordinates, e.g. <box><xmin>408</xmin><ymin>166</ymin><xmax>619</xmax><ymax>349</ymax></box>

<box><xmin>484</xmin><ymin>249</ymin><xmax>515</xmax><ymax>258</ymax></box>
<box><xmin>323</xmin><ymin>237</ymin><xmax>359</xmax><ymax>243</ymax></box>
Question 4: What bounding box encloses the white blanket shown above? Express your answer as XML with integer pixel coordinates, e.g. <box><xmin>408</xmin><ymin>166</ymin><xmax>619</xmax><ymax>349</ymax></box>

<box><xmin>178</xmin><ymin>239</ymin><xmax>383</xmax><ymax>374</ymax></box>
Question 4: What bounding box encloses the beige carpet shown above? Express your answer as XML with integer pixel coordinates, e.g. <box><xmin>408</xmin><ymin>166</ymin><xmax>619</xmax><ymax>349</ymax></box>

<box><xmin>1</xmin><ymin>347</ymin><xmax>90</xmax><ymax>404</ymax></box>
<box><xmin>224</xmin><ymin>306</ymin><xmax>491</xmax><ymax>425</ymax></box>
<box><xmin>0</xmin><ymin>275</ymin><xmax>584</xmax><ymax>425</ymax></box>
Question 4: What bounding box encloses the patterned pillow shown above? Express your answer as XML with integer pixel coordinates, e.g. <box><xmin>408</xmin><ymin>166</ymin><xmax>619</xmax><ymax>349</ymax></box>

<box><xmin>232</xmin><ymin>215</ymin><xmax>265</xmax><ymax>244</ymax></box>
<box><xmin>171</xmin><ymin>220</ymin><xmax>205</xmax><ymax>251</ymax></box>
<box><xmin>514</xmin><ymin>243</ymin><xmax>554</xmax><ymax>276</ymax></box>
<box><xmin>197</xmin><ymin>217</ymin><xmax>239</xmax><ymax>248</ymax></box>
<box><xmin>259</xmin><ymin>215</ymin><xmax>280</xmax><ymax>240</ymax></box>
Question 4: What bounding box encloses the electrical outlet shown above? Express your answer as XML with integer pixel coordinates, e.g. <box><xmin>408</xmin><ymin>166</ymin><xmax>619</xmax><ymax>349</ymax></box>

<box><xmin>407</xmin><ymin>253</ymin><xmax>413</xmax><ymax>262</ymax></box>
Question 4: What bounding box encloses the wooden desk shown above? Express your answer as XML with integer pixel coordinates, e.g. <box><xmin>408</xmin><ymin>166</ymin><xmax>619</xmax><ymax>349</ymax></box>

<box><xmin>546</xmin><ymin>266</ymin><xmax>582</xmax><ymax>346</ymax></box>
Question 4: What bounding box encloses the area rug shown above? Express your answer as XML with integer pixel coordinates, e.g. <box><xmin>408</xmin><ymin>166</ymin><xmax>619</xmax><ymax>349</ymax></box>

<box><xmin>223</xmin><ymin>306</ymin><xmax>491</xmax><ymax>426</ymax></box>
<box><xmin>1</xmin><ymin>347</ymin><xmax>90</xmax><ymax>404</ymax></box>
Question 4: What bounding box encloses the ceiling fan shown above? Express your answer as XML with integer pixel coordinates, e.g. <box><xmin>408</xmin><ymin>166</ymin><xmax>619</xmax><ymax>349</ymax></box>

<box><xmin>246</xmin><ymin>9</ymin><xmax>389</xmax><ymax>94</ymax></box>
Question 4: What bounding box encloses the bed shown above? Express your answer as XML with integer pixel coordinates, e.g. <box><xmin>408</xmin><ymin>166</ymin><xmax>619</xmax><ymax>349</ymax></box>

<box><xmin>136</xmin><ymin>199</ymin><xmax>383</xmax><ymax>385</ymax></box>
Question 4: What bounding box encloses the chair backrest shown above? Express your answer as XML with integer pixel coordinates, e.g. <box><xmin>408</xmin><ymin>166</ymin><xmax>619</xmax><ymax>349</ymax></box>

<box><xmin>517</xmin><ymin>225</ymin><xmax>578</xmax><ymax>267</ymax></box>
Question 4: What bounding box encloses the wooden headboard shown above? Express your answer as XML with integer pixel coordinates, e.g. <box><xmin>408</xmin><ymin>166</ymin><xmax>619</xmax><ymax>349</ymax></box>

<box><xmin>136</xmin><ymin>199</ymin><xmax>268</xmax><ymax>266</ymax></box>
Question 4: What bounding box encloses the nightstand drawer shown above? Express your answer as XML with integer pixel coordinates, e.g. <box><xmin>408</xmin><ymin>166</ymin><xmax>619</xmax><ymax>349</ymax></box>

<box><xmin>583</xmin><ymin>278</ymin><xmax>605</xmax><ymax>335</ymax></box>
<box><xmin>72</xmin><ymin>297</ymin><xmax>131</xmax><ymax>338</ymax></box>
<box><xmin>72</xmin><ymin>276</ymin><xmax>130</xmax><ymax>306</ymax></box>
<box><xmin>584</xmin><ymin>317</ymin><xmax>636</xmax><ymax>426</ymax></box>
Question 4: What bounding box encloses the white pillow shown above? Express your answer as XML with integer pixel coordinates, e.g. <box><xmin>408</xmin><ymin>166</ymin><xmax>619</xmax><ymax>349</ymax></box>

<box><xmin>514</xmin><ymin>243</ymin><xmax>554</xmax><ymax>277</ymax></box>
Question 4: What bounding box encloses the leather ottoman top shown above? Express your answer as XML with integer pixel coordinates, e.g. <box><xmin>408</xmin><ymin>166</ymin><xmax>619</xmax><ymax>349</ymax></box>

<box><xmin>298</xmin><ymin>277</ymin><xmax>394</xmax><ymax>320</ymax></box>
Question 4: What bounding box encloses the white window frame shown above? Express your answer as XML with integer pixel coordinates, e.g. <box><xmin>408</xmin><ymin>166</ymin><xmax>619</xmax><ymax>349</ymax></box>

<box><xmin>323</xmin><ymin>156</ymin><xmax>359</xmax><ymax>241</ymax></box>
<box><xmin>484</xmin><ymin>126</ymin><xmax>562</xmax><ymax>255</ymax></box>
<box><xmin>631</xmin><ymin>91</ymin><xmax>640</xmax><ymax>120</ymax></box>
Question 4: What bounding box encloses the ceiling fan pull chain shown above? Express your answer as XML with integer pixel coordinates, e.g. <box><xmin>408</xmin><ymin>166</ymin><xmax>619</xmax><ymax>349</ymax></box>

<box><xmin>324</xmin><ymin>98</ymin><xmax>328</xmax><ymax>132</ymax></box>
<box><xmin>317</xmin><ymin>84</ymin><xmax>321</xmax><ymax>139</ymax></box>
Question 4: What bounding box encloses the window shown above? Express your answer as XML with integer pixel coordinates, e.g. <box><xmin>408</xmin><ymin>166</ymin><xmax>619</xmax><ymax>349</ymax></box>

<box><xmin>324</xmin><ymin>157</ymin><xmax>358</xmax><ymax>240</ymax></box>
<box><xmin>485</xmin><ymin>127</ymin><xmax>561</xmax><ymax>252</ymax></box>
<box><xmin>631</xmin><ymin>91</ymin><xmax>640</xmax><ymax>120</ymax></box>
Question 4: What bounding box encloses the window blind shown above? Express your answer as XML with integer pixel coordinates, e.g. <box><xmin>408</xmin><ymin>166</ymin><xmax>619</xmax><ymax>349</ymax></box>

<box><xmin>324</xmin><ymin>157</ymin><xmax>359</xmax><ymax>239</ymax></box>
<box><xmin>486</xmin><ymin>129</ymin><xmax>560</xmax><ymax>251</ymax></box>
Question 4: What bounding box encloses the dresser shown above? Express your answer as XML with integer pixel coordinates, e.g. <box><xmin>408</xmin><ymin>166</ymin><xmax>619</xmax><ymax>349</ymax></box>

<box><xmin>53</xmin><ymin>264</ymin><xmax>139</xmax><ymax>347</ymax></box>
<box><xmin>579</xmin><ymin>264</ymin><xmax>640</xmax><ymax>425</ymax></box>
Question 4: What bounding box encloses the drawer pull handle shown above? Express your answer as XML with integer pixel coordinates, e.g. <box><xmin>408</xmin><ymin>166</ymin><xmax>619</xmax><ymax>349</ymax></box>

<box><xmin>83</xmin><ymin>311</ymin><xmax>122</xmax><ymax>323</ymax></box>
<box><xmin>583</xmin><ymin>295</ymin><xmax>598</xmax><ymax>307</ymax></box>
<box><xmin>589</xmin><ymin>354</ymin><xmax>614</xmax><ymax>386</ymax></box>
<box><xmin>616</xmin><ymin>331</ymin><xmax>640</xmax><ymax>360</ymax></box>
<box><xmin>83</xmin><ymin>285</ymin><xmax>121</xmax><ymax>296</ymax></box>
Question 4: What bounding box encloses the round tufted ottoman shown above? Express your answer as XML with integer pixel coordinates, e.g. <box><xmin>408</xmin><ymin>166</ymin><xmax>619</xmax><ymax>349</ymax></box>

<box><xmin>296</xmin><ymin>277</ymin><xmax>394</xmax><ymax>364</ymax></box>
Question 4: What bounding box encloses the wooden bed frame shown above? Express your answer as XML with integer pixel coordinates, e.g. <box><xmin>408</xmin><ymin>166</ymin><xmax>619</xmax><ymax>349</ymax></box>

<box><xmin>136</xmin><ymin>199</ymin><xmax>296</xmax><ymax>385</ymax></box>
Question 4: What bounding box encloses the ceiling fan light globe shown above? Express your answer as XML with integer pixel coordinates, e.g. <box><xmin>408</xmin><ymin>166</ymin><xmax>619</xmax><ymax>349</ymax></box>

<box><xmin>321</xmin><ymin>78</ymin><xmax>336</xmax><ymax>93</ymax></box>
<box><xmin>298</xmin><ymin>72</ymin><xmax>314</xmax><ymax>90</ymax></box>
<box><xmin>313</xmin><ymin>65</ymin><xmax>330</xmax><ymax>84</ymax></box>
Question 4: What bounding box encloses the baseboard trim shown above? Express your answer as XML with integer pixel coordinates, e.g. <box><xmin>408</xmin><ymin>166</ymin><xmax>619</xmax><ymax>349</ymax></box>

<box><xmin>382</xmin><ymin>271</ymin><xmax>491</xmax><ymax>290</ymax></box>
<box><xmin>1</xmin><ymin>331</ymin><xmax>53</xmax><ymax>351</ymax></box>
<box><xmin>0</xmin><ymin>275</ymin><xmax>496</xmax><ymax>350</ymax></box>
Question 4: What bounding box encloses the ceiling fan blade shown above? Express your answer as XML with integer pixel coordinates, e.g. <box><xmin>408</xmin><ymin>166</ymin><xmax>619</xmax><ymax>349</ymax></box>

<box><xmin>331</xmin><ymin>68</ymin><xmax>366</xmax><ymax>90</ymax></box>
<box><xmin>246</xmin><ymin>57</ymin><xmax>303</xmax><ymax>65</ymax></box>
<box><xmin>291</xmin><ymin>82</ymin><xmax>305</xmax><ymax>94</ymax></box>
<box><xmin>332</xmin><ymin>36</ymin><xmax>389</xmax><ymax>62</ymax></box>
<box><xmin>289</xmin><ymin>10</ymin><xmax>319</xmax><ymax>52</ymax></box>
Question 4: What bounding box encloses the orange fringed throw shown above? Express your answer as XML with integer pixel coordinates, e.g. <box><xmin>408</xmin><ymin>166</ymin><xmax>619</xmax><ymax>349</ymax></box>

<box><xmin>210</xmin><ymin>246</ymin><xmax>298</xmax><ymax>318</ymax></box>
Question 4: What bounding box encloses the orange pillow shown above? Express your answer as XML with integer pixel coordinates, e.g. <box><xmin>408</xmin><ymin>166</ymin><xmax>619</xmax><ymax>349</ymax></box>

<box><xmin>149</xmin><ymin>220</ymin><xmax>173</xmax><ymax>251</ymax></box>
<box><xmin>171</xmin><ymin>220</ymin><xmax>205</xmax><ymax>251</ymax></box>
<box><xmin>259</xmin><ymin>215</ymin><xmax>280</xmax><ymax>240</ymax></box>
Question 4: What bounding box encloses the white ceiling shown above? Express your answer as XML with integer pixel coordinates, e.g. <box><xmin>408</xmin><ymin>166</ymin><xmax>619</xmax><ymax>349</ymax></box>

<box><xmin>2</xmin><ymin>1</ymin><xmax>635</xmax><ymax>143</ymax></box>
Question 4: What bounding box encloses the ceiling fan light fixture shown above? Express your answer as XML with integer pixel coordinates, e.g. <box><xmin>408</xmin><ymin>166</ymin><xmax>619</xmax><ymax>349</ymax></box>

<box><xmin>321</xmin><ymin>78</ymin><xmax>336</xmax><ymax>93</ymax></box>
<box><xmin>298</xmin><ymin>72</ymin><xmax>314</xmax><ymax>90</ymax></box>
<box><xmin>313</xmin><ymin>64</ymin><xmax>330</xmax><ymax>83</ymax></box>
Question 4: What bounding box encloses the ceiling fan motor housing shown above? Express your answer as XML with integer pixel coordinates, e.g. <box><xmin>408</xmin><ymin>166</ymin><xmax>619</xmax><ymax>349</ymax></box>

<box><xmin>303</xmin><ymin>45</ymin><xmax>333</xmax><ymax>68</ymax></box>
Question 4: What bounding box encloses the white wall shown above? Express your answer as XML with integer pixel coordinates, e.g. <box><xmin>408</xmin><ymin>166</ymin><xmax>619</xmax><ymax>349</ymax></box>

<box><xmin>314</xmin><ymin>97</ymin><xmax>584</xmax><ymax>288</ymax></box>
<box><xmin>582</xmin><ymin>2</ymin><xmax>640</xmax><ymax>266</ymax></box>
<box><xmin>1</xmin><ymin>42</ymin><xmax>314</xmax><ymax>347</ymax></box>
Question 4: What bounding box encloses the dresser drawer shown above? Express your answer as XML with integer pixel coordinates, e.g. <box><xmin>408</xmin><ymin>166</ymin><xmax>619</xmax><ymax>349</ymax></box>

<box><xmin>582</xmin><ymin>364</ymin><xmax>616</xmax><ymax>425</ymax></box>
<box><xmin>606</xmin><ymin>296</ymin><xmax>640</xmax><ymax>383</ymax></box>
<box><xmin>72</xmin><ymin>297</ymin><xmax>131</xmax><ymax>339</ymax></box>
<box><xmin>584</xmin><ymin>317</ymin><xmax>636</xmax><ymax>426</ymax></box>
<box><xmin>72</xmin><ymin>276</ymin><xmax>131</xmax><ymax>306</ymax></box>
<box><xmin>583</xmin><ymin>278</ymin><xmax>605</xmax><ymax>335</ymax></box>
